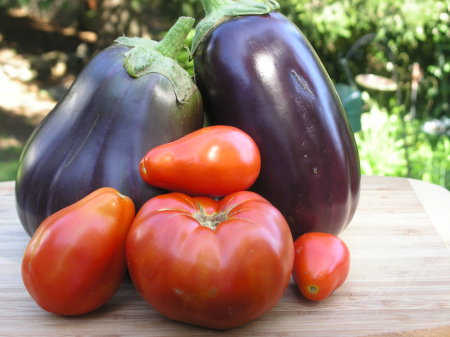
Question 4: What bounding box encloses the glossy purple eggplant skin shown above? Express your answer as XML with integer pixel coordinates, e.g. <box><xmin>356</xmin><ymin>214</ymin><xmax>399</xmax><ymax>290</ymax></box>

<box><xmin>16</xmin><ymin>45</ymin><xmax>203</xmax><ymax>236</ymax></box>
<box><xmin>194</xmin><ymin>12</ymin><xmax>360</xmax><ymax>239</ymax></box>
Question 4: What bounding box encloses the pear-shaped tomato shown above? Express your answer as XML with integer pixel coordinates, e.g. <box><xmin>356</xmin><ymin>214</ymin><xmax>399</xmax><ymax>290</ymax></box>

<box><xmin>21</xmin><ymin>187</ymin><xmax>135</xmax><ymax>316</ymax></box>
<box><xmin>139</xmin><ymin>125</ymin><xmax>261</xmax><ymax>197</ymax></box>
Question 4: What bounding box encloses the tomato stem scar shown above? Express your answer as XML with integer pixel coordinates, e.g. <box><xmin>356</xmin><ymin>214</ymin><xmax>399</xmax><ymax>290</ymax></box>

<box><xmin>193</xmin><ymin>207</ymin><xmax>228</xmax><ymax>230</ymax></box>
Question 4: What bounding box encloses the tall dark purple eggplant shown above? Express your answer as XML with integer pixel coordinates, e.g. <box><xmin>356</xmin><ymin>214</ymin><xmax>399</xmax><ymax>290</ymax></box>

<box><xmin>192</xmin><ymin>0</ymin><xmax>360</xmax><ymax>239</ymax></box>
<box><xmin>16</xmin><ymin>17</ymin><xmax>203</xmax><ymax>236</ymax></box>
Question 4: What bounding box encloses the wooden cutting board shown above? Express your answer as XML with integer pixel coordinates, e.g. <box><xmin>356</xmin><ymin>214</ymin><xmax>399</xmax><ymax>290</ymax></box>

<box><xmin>1</xmin><ymin>176</ymin><xmax>450</xmax><ymax>336</ymax></box>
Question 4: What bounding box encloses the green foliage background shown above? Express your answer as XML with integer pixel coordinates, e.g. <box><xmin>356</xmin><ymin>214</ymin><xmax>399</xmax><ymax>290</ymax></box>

<box><xmin>278</xmin><ymin>0</ymin><xmax>449</xmax><ymax>120</ymax></box>
<box><xmin>277</xmin><ymin>0</ymin><xmax>450</xmax><ymax>189</ymax></box>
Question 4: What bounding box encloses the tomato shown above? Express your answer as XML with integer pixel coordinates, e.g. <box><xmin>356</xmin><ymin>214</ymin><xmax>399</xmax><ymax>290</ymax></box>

<box><xmin>292</xmin><ymin>232</ymin><xmax>350</xmax><ymax>301</ymax></box>
<box><xmin>21</xmin><ymin>187</ymin><xmax>135</xmax><ymax>316</ymax></box>
<box><xmin>139</xmin><ymin>125</ymin><xmax>261</xmax><ymax>196</ymax></box>
<box><xmin>126</xmin><ymin>191</ymin><xmax>294</xmax><ymax>329</ymax></box>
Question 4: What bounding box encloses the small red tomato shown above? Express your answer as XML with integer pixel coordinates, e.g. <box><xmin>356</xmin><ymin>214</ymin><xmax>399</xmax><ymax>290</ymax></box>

<box><xmin>292</xmin><ymin>232</ymin><xmax>350</xmax><ymax>301</ymax></box>
<box><xmin>139</xmin><ymin>125</ymin><xmax>261</xmax><ymax>196</ymax></box>
<box><xmin>21</xmin><ymin>187</ymin><xmax>135</xmax><ymax>316</ymax></box>
<box><xmin>126</xmin><ymin>191</ymin><xmax>294</xmax><ymax>329</ymax></box>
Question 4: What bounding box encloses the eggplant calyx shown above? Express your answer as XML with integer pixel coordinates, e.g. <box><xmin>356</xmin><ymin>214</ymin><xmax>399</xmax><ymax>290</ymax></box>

<box><xmin>114</xmin><ymin>36</ymin><xmax>151</xmax><ymax>48</ymax></box>
<box><xmin>115</xmin><ymin>16</ymin><xmax>197</xmax><ymax>104</ymax></box>
<box><xmin>191</xmin><ymin>0</ymin><xmax>280</xmax><ymax>54</ymax></box>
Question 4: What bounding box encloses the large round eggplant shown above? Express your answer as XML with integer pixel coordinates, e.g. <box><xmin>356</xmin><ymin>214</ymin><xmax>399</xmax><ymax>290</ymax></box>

<box><xmin>16</xmin><ymin>17</ymin><xmax>203</xmax><ymax>236</ymax></box>
<box><xmin>192</xmin><ymin>0</ymin><xmax>360</xmax><ymax>239</ymax></box>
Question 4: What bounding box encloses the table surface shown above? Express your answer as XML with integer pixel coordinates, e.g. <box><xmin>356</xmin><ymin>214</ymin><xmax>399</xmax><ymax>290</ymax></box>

<box><xmin>1</xmin><ymin>176</ymin><xmax>450</xmax><ymax>337</ymax></box>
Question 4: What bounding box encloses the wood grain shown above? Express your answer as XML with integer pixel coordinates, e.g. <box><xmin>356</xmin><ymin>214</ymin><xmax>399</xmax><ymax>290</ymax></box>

<box><xmin>1</xmin><ymin>176</ymin><xmax>450</xmax><ymax>336</ymax></box>
<box><xmin>366</xmin><ymin>325</ymin><xmax>450</xmax><ymax>337</ymax></box>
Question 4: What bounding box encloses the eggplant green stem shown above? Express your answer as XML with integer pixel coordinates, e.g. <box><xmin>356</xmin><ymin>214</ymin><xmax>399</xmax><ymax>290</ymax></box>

<box><xmin>115</xmin><ymin>16</ymin><xmax>196</xmax><ymax>104</ymax></box>
<box><xmin>192</xmin><ymin>0</ymin><xmax>280</xmax><ymax>54</ymax></box>
<box><xmin>156</xmin><ymin>16</ymin><xmax>195</xmax><ymax>60</ymax></box>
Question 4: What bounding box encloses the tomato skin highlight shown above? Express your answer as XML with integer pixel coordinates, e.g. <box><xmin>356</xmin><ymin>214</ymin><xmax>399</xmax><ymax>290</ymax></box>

<box><xmin>292</xmin><ymin>232</ymin><xmax>350</xmax><ymax>301</ymax></box>
<box><xmin>126</xmin><ymin>191</ymin><xmax>294</xmax><ymax>329</ymax></box>
<box><xmin>21</xmin><ymin>187</ymin><xmax>135</xmax><ymax>316</ymax></box>
<box><xmin>139</xmin><ymin>125</ymin><xmax>261</xmax><ymax>197</ymax></box>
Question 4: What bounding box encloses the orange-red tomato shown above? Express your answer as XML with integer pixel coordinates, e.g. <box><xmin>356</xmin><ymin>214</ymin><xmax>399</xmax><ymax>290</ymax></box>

<box><xmin>126</xmin><ymin>191</ymin><xmax>294</xmax><ymax>329</ymax></box>
<box><xmin>21</xmin><ymin>187</ymin><xmax>135</xmax><ymax>316</ymax></box>
<box><xmin>139</xmin><ymin>125</ymin><xmax>261</xmax><ymax>196</ymax></box>
<box><xmin>292</xmin><ymin>232</ymin><xmax>350</xmax><ymax>301</ymax></box>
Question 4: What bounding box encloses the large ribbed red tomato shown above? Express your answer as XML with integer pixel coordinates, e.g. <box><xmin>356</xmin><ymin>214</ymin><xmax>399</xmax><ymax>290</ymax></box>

<box><xmin>126</xmin><ymin>191</ymin><xmax>294</xmax><ymax>329</ymax></box>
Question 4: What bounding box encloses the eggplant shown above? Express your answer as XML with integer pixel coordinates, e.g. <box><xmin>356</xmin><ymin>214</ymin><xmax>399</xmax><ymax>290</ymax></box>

<box><xmin>16</xmin><ymin>17</ymin><xmax>204</xmax><ymax>236</ymax></box>
<box><xmin>192</xmin><ymin>0</ymin><xmax>360</xmax><ymax>239</ymax></box>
